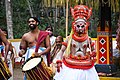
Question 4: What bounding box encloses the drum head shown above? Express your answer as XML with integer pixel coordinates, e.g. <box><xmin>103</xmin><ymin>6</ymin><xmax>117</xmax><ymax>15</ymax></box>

<box><xmin>22</xmin><ymin>57</ymin><xmax>42</xmax><ymax>71</ymax></box>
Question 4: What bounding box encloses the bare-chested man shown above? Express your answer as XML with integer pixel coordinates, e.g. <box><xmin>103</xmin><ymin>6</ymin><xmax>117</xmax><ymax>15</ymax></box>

<box><xmin>19</xmin><ymin>17</ymin><xmax>51</xmax><ymax>61</ymax></box>
<box><xmin>0</xmin><ymin>28</ymin><xmax>11</xmax><ymax>80</ymax></box>
<box><xmin>18</xmin><ymin>17</ymin><xmax>51</xmax><ymax>80</ymax></box>
<box><xmin>0</xmin><ymin>28</ymin><xmax>10</xmax><ymax>61</ymax></box>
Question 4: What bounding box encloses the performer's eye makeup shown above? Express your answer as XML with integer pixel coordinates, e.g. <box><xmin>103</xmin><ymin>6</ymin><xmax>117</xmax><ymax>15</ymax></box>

<box><xmin>77</xmin><ymin>25</ymin><xmax>80</xmax><ymax>28</ymax></box>
<box><xmin>81</xmin><ymin>25</ymin><xmax>84</xmax><ymax>28</ymax></box>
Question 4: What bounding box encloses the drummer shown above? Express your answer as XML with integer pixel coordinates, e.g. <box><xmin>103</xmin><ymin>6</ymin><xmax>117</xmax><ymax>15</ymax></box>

<box><xmin>1</xmin><ymin>28</ymin><xmax>17</xmax><ymax>80</ymax></box>
<box><xmin>0</xmin><ymin>28</ymin><xmax>10</xmax><ymax>62</ymax></box>
<box><xmin>18</xmin><ymin>17</ymin><xmax>51</xmax><ymax>80</ymax></box>
<box><xmin>0</xmin><ymin>28</ymin><xmax>11</xmax><ymax>80</ymax></box>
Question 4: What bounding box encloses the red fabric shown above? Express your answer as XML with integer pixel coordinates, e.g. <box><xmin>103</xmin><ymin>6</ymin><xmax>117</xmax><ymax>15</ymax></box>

<box><xmin>35</xmin><ymin>31</ymin><xmax>49</xmax><ymax>52</ymax></box>
<box><xmin>91</xmin><ymin>42</ymin><xmax>95</xmax><ymax>47</ymax></box>
<box><xmin>35</xmin><ymin>31</ymin><xmax>51</xmax><ymax>66</ymax></box>
<box><xmin>72</xmin><ymin>34</ymin><xmax>88</xmax><ymax>42</ymax></box>
<box><xmin>63</xmin><ymin>57</ymin><xmax>94</xmax><ymax>70</ymax></box>
<box><xmin>62</xmin><ymin>42</ymin><xmax>67</xmax><ymax>47</ymax></box>
<box><xmin>56</xmin><ymin>60</ymin><xmax>62</xmax><ymax>63</ymax></box>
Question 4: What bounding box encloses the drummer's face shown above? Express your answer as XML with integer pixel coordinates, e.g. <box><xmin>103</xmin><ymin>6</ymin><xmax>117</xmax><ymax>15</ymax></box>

<box><xmin>28</xmin><ymin>18</ymin><xmax>38</xmax><ymax>30</ymax></box>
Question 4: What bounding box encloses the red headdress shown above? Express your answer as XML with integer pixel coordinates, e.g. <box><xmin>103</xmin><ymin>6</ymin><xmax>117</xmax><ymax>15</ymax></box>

<box><xmin>70</xmin><ymin>5</ymin><xmax>92</xmax><ymax>41</ymax></box>
<box><xmin>71</xmin><ymin>5</ymin><xmax>92</xmax><ymax>21</ymax></box>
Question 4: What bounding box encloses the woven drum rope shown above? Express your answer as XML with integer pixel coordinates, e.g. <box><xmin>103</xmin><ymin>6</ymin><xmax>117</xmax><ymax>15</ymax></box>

<box><xmin>0</xmin><ymin>68</ymin><xmax>7</xmax><ymax>80</ymax></box>
<box><xmin>23</xmin><ymin>57</ymin><xmax>52</xmax><ymax>80</ymax></box>
<box><xmin>25</xmin><ymin>64</ymin><xmax>50</xmax><ymax>80</ymax></box>
<box><xmin>0</xmin><ymin>61</ymin><xmax>11</xmax><ymax>79</ymax></box>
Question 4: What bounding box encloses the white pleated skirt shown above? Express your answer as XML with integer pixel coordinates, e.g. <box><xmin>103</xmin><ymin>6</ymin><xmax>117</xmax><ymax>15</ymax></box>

<box><xmin>54</xmin><ymin>63</ymin><xmax>99</xmax><ymax>80</ymax></box>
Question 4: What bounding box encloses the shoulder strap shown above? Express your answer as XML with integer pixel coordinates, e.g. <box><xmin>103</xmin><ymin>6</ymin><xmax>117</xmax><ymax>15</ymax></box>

<box><xmin>35</xmin><ymin>30</ymin><xmax>49</xmax><ymax>52</ymax></box>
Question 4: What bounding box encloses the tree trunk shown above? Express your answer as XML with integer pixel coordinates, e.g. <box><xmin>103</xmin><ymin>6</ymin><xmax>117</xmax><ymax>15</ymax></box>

<box><xmin>26</xmin><ymin>0</ymin><xmax>33</xmax><ymax>17</ymax></box>
<box><xmin>5</xmin><ymin>0</ymin><xmax>14</xmax><ymax>39</ymax></box>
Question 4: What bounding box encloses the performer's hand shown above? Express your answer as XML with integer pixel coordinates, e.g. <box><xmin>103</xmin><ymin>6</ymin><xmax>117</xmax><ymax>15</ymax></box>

<box><xmin>56</xmin><ymin>60</ymin><xmax>62</xmax><ymax>72</ymax></box>
<box><xmin>90</xmin><ymin>51</ymin><xmax>96</xmax><ymax>57</ymax></box>
<box><xmin>87</xmin><ymin>51</ymin><xmax>96</xmax><ymax>57</ymax></box>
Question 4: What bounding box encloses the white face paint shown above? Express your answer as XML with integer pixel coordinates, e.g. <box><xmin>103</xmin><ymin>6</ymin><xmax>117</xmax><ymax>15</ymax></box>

<box><xmin>74</xmin><ymin>19</ymin><xmax>86</xmax><ymax>34</ymax></box>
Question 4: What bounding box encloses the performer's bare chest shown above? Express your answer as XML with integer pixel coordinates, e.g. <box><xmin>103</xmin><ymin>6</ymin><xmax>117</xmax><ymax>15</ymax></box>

<box><xmin>71</xmin><ymin>39</ymin><xmax>88</xmax><ymax>52</ymax></box>
<box><xmin>27</xmin><ymin>36</ymin><xmax>45</xmax><ymax>48</ymax></box>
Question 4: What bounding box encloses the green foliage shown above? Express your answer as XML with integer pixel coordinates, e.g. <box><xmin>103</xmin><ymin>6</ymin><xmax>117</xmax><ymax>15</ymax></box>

<box><xmin>0</xmin><ymin>0</ymin><xmax>6</xmax><ymax>28</ymax></box>
<box><xmin>0</xmin><ymin>0</ymin><xmax>119</xmax><ymax>38</ymax></box>
<box><xmin>88</xmin><ymin>30</ymin><xmax>97</xmax><ymax>38</ymax></box>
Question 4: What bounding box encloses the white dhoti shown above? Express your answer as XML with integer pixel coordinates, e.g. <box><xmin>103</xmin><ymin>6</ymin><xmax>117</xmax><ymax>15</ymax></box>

<box><xmin>7</xmin><ymin>53</ymin><xmax>13</xmax><ymax>80</ymax></box>
<box><xmin>24</xmin><ymin>46</ymin><xmax>47</xmax><ymax>65</ymax></box>
<box><xmin>54</xmin><ymin>63</ymin><xmax>99</xmax><ymax>80</ymax></box>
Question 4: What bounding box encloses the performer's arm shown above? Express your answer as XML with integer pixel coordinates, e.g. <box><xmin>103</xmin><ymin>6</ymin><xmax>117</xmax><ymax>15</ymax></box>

<box><xmin>18</xmin><ymin>35</ymin><xmax>27</xmax><ymax>57</ymax></box>
<box><xmin>88</xmin><ymin>38</ymin><xmax>96</xmax><ymax>57</ymax></box>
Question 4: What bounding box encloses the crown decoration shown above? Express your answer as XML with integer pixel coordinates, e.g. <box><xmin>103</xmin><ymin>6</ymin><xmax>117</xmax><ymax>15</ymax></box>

<box><xmin>71</xmin><ymin>5</ymin><xmax>92</xmax><ymax>21</ymax></box>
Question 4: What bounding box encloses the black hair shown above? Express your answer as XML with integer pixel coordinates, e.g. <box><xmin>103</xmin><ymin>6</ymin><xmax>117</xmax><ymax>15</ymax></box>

<box><xmin>28</xmin><ymin>17</ymin><xmax>40</xmax><ymax>24</ymax></box>
<box><xmin>0</xmin><ymin>28</ymin><xmax>8</xmax><ymax>35</ymax></box>
<box><xmin>57</xmin><ymin>36</ymin><xmax>63</xmax><ymax>42</ymax></box>
<box><xmin>45</xmin><ymin>25</ymin><xmax>53</xmax><ymax>32</ymax></box>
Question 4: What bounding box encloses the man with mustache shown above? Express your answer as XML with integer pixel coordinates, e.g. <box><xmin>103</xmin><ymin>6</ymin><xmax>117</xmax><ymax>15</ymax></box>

<box><xmin>18</xmin><ymin>17</ymin><xmax>51</xmax><ymax>80</ymax></box>
<box><xmin>51</xmin><ymin>36</ymin><xmax>63</xmax><ymax>62</ymax></box>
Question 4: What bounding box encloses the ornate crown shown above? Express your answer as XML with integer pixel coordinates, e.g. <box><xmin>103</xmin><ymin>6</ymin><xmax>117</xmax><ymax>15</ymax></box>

<box><xmin>71</xmin><ymin>5</ymin><xmax>92</xmax><ymax>21</ymax></box>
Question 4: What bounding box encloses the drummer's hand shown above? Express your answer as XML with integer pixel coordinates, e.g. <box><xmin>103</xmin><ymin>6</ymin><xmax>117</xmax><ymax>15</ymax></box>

<box><xmin>4</xmin><ymin>57</ymin><xmax>8</xmax><ymax>66</ymax></box>
<box><xmin>4</xmin><ymin>58</ymin><xmax>8</xmax><ymax>64</ymax></box>
<box><xmin>19</xmin><ymin>49</ymin><xmax>25</xmax><ymax>57</ymax></box>
<box><xmin>18</xmin><ymin>51</ymin><xmax>23</xmax><ymax>57</ymax></box>
<box><xmin>32</xmin><ymin>52</ymin><xmax>41</xmax><ymax>57</ymax></box>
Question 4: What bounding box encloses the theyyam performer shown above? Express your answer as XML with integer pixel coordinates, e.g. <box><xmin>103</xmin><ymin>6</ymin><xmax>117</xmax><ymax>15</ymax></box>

<box><xmin>53</xmin><ymin>5</ymin><xmax>99</xmax><ymax>80</ymax></box>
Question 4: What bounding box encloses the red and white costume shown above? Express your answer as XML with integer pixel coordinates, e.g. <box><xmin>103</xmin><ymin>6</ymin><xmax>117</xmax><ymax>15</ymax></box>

<box><xmin>53</xmin><ymin>5</ymin><xmax>99</xmax><ymax>80</ymax></box>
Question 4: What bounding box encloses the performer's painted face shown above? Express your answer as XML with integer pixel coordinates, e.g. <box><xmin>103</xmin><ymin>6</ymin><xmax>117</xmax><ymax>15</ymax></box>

<box><xmin>28</xmin><ymin>18</ymin><xmax>38</xmax><ymax>30</ymax></box>
<box><xmin>74</xmin><ymin>20</ymin><xmax>86</xmax><ymax>34</ymax></box>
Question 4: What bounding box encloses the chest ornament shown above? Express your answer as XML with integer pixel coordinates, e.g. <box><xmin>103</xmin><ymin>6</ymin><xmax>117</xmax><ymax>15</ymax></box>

<box><xmin>72</xmin><ymin>34</ymin><xmax>88</xmax><ymax>42</ymax></box>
